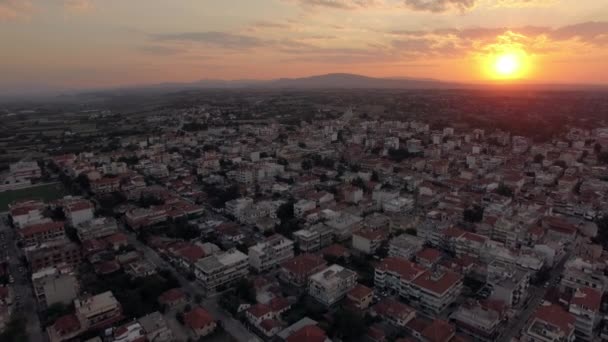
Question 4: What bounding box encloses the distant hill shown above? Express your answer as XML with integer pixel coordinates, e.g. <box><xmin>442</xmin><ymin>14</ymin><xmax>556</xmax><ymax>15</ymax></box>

<box><xmin>264</xmin><ymin>73</ymin><xmax>456</xmax><ymax>89</ymax></box>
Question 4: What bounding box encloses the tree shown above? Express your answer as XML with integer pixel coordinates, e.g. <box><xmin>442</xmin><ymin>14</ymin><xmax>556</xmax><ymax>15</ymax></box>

<box><xmin>594</xmin><ymin>143</ymin><xmax>602</xmax><ymax>154</ymax></box>
<box><xmin>276</xmin><ymin>201</ymin><xmax>295</xmax><ymax>222</ymax></box>
<box><xmin>302</xmin><ymin>159</ymin><xmax>313</xmax><ymax>170</ymax></box>
<box><xmin>235</xmin><ymin>278</ymin><xmax>256</xmax><ymax>303</ymax></box>
<box><xmin>496</xmin><ymin>184</ymin><xmax>513</xmax><ymax>197</ymax></box>
<box><xmin>329</xmin><ymin>309</ymin><xmax>366</xmax><ymax>341</ymax></box>
<box><xmin>176</xmin><ymin>312</ymin><xmax>184</xmax><ymax>324</ymax></box>
<box><xmin>533</xmin><ymin>154</ymin><xmax>544</xmax><ymax>164</ymax></box>
<box><xmin>599</xmin><ymin>152</ymin><xmax>608</xmax><ymax>165</ymax></box>
<box><xmin>463</xmin><ymin>205</ymin><xmax>484</xmax><ymax>223</ymax></box>
<box><xmin>371</xmin><ymin>171</ymin><xmax>380</xmax><ymax>182</ymax></box>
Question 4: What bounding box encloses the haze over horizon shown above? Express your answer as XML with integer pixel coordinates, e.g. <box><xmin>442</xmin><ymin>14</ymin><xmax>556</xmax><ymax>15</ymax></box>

<box><xmin>1</xmin><ymin>0</ymin><xmax>608</xmax><ymax>94</ymax></box>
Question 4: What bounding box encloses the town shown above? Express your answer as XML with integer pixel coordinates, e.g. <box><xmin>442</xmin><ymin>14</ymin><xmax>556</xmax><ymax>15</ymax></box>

<box><xmin>1</xmin><ymin>89</ymin><xmax>608</xmax><ymax>342</ymax></box>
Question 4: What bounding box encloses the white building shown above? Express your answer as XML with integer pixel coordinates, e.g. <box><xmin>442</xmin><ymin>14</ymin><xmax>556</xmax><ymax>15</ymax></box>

<box><xmin>308</xmin><ymin>264</ymin><xmax>357</xmax><ymax>306</ymax></box>
<box><xmin>194</xmin><ymin>249</ymin><xmax>249</xmax><ymax>292</ymax></box>
<box><xmin>293</xmin><ymin>224</ymin><xmax>333</xmax><ymax>252</ymax></box>
<box><xmin>248</xmin><ymin>234</ymin><xmax>294</xmax><ymax>272</ymax></box>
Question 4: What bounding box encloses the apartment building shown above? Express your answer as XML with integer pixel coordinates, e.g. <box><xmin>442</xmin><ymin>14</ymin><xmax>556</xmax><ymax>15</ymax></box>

<box><xmin>32</xmin><ymin>266</ymin><xmax>79</xmax><ymax>307</ymax></box>
<box><xmin>487</xmin><ymin>260</ymin><xmax>530</xmax><ymax>307</ymax></box>
<box><xmin>25</xmin><ymin>240</ymin><xmax>83</xmax><ymax>271</ymax></box>
<box><xmin>409</xmin><ymin>268</ymin><xmax>463</xmax><ymax>315</ymax></box>
<box><xmin>374</xmin><ymin>257</ymin><xmax>462</xmax><ymax>315</ymax></box>
<box><xmin>75</xmin><ymin>291</ymin><xmax>123</xmax><ymax>330</ymax></box>
<box><xmin>451</xmin><ymin>300</ymin><xmax>506</xmax><ymax>342</ymax></box>
<box><xmin>293</xmin><ymin>224</ymin><xmax>333</xmax><ymax>253</ymax></box>
<box><xmin>388</xmin><ymin>234</ymin><xmax>425</xmax><ymax>260</ymax></box>
<box><xmin>75</xmin><ymin>217</ymin><xmax>119</xmax><ymax>241</ymax></box>
<box><xmin>352</xmin><ymin>228</ymin><xmax>388</xmax><ymax>255</ymax></box>
<box><xmin>194</xmin><ymin>249</ymin><xmax>249</xmax><ymax>292</ymax></box>
<box><xmin>62</xmin><ymin>199</ymin><xmax>94</xmax><ymax>226</ymax></box>
<box><xmin>308</xmin><ymin>264</ymin><xmax>357</xmax><ymax>306</ymax></box>
<box><xmin>279</xmin><ymin>254</ymin><xmax>327</xmax><ymax>287</ymax></box>
<box><xmin>9</xmin><ymin>200</ymin><xmax>47</xmax><ymax>228</ymax></box>
<box><xmin>374</xmin><ymin>257</ymin><xmax>425</xmax><ymax>293</ymax></box>
<box><xmin>568</xmin><ymin>287</ymin><xmax>601</xmax><ymax>341</ymax></box>
<box><xmin>248</xmin><ymin>234</ymin><xmax>294</xmax><ymax>272</ymax></box>
<box><xmin>523</xmin><ymin>303</ymin><xmax>576</xmax><ymax>342</ymax></box>
<box><xmin>19</xmin><ymin>221</ymin><xmax>66</xmax><ymax>247</ymax></box>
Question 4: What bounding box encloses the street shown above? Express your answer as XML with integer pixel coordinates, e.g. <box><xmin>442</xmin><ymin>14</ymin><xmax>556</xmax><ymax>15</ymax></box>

<box><xmin>1</xmin><ymin>215</ymin><xmax>45</xmax><ymax>342</ymax></box>
<box><xmin>123</xmin><ymin>228</ymin><xmax>259</xmax><ymax>342</ymax></box>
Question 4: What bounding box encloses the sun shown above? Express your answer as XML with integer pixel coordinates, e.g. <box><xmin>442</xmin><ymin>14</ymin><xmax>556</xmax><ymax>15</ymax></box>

<box><xmin>482</xmin><ymin>48</ymin><xmax>530</xmax><ymax>80</ymax></box>
<box><xmin>495</xmin><ymin>53</ymin><xmax>520</xmax><ymax>76</ymax></box>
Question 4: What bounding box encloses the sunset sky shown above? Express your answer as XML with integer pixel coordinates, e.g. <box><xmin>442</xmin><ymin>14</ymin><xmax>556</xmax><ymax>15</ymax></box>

<box><xmin>1</xmin><ymin>0</ymin><xmax>607</xmax><ymax>91</ymax></box>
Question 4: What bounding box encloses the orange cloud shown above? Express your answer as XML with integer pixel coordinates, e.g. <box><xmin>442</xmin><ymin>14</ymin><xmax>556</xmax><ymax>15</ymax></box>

<box><xmin>0</xmin><ymin>0</ymin><xmax>34</xmax><ymax>22</ymax></box>
<box><xmin>63</xmin><ymin>0</ymin><xmax>94</xmax><ymax>13</ymax></box>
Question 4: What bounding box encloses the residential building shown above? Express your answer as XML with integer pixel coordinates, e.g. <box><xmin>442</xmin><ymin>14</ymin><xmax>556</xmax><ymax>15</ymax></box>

<box><xmin>194</xmin><ymin>249</ymin><xmax>249</xmax><ymax>292</ymax></box>
<box><xmin>137</xmin><ymin>311</ymin><xmax>173</xmax><ymax>342</ymax></box>
<box><xmin>308</xmin><ymin>264</ymin><xmax>357</xmax><ymax>306</ymax></box>
<box><xmin>184</xmin><ymin>307</ymin><xmax>216</xmax><ymax>338</ymax></box>
<box><xmin>374</xmin><ymin>257</ymin><xmax>425</xmax><ymax>293</ymax></box>
<box><xmin>346</xmin><ymin>284</ymin><xmax>374</xmax><ymax>310</ymax></box>
<box><xmin>9</xmin><ymin>200</ymin><xmax>47</xmax><ymax>228</ymax></box>
<box><xmin>389</xmin><ymin>234</ymin><xmax>425</xmax><ymax>260</ymax></box>
<box><xmin>62</xmin><ymin>199</ymin><xmax>95</xmax><ymax>226</ymax></box>
<box><xmin>409</xmin><ymin>268</ymin><xmax>463</xmax><ymax>315</ymax></box>
<box><xmin>249</xmin><ymin>234</ymin><xmax>294</xmax><ymax>272</ymax></box>
<box><xmin>523</xmin><ymin>304</ymin><xmax>576</xmax><ymax>342</ymax></box>
<box><xmin>371</xmin><ymin>298</ymin><xmax>416</xmax><ymax>327</ymax></box>
<box><xmin>450</xmin><ymin>300</ymin><xmax>506</xmax><ymax>342</ymax></box>
<box><xmin>75</xmin><ymin>217</ymin><xmax>119</xmax><ymax>241</ymax></box>
<box><xmin>75</xmin><ymin>291</ymin><xmax>123</xmax><ymax>330</ymax></box>
<box><xmin>487</xmin><ymin>260</ymin><xmax>530</xmax><ymax>307</ymax></box>
<box><xmin>25</xmin><ymin>240</ymin><xmax>83</xmax><ymax>271</ymax></box>
<box><xmin>19</xmin><ymin>221</ymin><xmax>66</xmax><ymax>247</ymax></box>
<box><xmin>32</xmin><ymin>266</ymin><xmax>79</xmax><ymax>307</ymax></box>
<box><xmin>279</xmin><ymin>254</ymin><xmax>327</xmax><ymax>287</ymax></box>
<box><xmin>352</xmin><ymin>228</ymin><xmax>388</xmax><ymax>255</ymax></box>
<box><xmin>568</xmin><ymin>287</ymin><xmax>601</xmax><ymax>341</ymax></box>
<box><xmin>293</xmin><ymin>224</ymin><xmax>333</xmax><ymax>252</ymax></box>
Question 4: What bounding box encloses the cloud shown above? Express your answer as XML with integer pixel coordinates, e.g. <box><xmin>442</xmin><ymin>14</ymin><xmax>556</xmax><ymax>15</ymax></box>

<box><xmin>63</xmin><ymin>0</ymin><xmax>94</xmax><ymax>13</ymax></box>
<box><xmin>286</xmin><ymin>0</ymin><xmax>384</xmax><ymax>10</ymax></box>
<box><xmin>0</xmin><ymin>0</ymin><xmax>34</xmax><ymax>22</ymax></box>
<box><xmin>153</xmin><ymin>32</ymin><xmax>269</xmax><ymax>50</ymax></box>
<box><xmin>402</xmin><ymin>0</ymin><xmax>477</xmax><ymax>13</ymax></box>
<box><xmin>385</xmin><ymin>21</ymin><xmax>608</xmax><ymax>59</ymax></box>
<box><xmin>138</xmin><ymin>45</ymin><xmax>184</xmax><ymax>56</ymax></box>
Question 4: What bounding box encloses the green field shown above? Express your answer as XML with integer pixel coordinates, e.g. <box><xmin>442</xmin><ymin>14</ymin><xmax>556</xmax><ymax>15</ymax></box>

<box><xmin>0</xmin><ymin>183</ymin><xmax>66</xmax><ymax>211</ymax></box>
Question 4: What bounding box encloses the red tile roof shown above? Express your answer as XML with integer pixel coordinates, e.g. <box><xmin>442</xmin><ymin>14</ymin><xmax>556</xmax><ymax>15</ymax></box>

<box><xmin>416</xmin><ymin>248</ymin><xmax>443</xmax><ymax>263</ymax></box>
<box><xmin>372</xmin><ymin>298</ymin><xmax>415</xmax><ymax>321</ymax></box>
<box><xmin>533</xmin><ymin>303</ymin><xmax>576</xmax><ymax>336</ymax></box>
<box><xmin>281</xmin><ymin>254</ymin><xmax>326</xmax><ymax>276</ymax></box>
<box><xmin>376</xmin><ymin>257</ymin><xmax>425</xmax><ymax>281</ymax></box>
<box><xmin>321</xmin><ymin>244</ymin><xmax>350</xmax><ymax>258</ymax></box>
<box><xmin>348</xmin><ymin>284</ymin><xmax>373</xmax><ymax>301</ymax></box>
<box><xmin>158</xmin><ymin>288</ymin><xmax>186</xmax><ymax>304</ymax></box>
<box><xmin>247</xmin><ymin>303</ymin><xmax>273</xmax><ymax>319</ymax></box>
<box><xmin>53</xmin><ymin>314</ymin><xmax>81</xmax><ymax>334</ymax></box>
<box><xmin>570</xmin><ymin>287</ymin><xmax>601</xmax><ymax>312</ymax></box>
<box><xmin>20</xmin><ymin>221</ymin><xmax>65</xmax><ymax>236</ymax></box>
<box><xmin>412</xmin><ymin>269</ymin><xmax>462</xmax><ymax>295</ymax></box>
<box><xmin>269</xmin><ymin>296</ymin><xmax>291</xmax><ymax>312</ymax></box>
<box><xmin>175</xmin><ymin>245</ymin><xmax>206</xmax><ymax>263</ymax></box>
<box><xmin>287</xmin><ymin>325</ymin><xmax>327</xmax><ymax>342</ymax></box>
<box><xmin>422</xmin><ymin>319</ymin><xmax>456</xmax><ymax>342</ymax></box>
<box><xmin>184</xmin><ymin>307</ymin><xmax>215</xmax><ymax>330</ymax></box>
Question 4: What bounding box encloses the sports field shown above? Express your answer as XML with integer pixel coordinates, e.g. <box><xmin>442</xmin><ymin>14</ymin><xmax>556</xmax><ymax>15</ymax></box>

<box><xmin>0</xmin><ymin>183</ymin><xmax>66</xmax><ymax>212</ymax></box>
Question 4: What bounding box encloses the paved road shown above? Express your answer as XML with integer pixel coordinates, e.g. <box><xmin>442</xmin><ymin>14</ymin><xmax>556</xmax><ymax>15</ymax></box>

<box><xmin>497</xmin><ymin>250</ymin><xmax>572</xmax><ymax>342</ymax></box>
<box><xmin>123</xmin><ymin>229</ymin><xmax>259</xmax><ymax>342</ymax></box>
<box><xmin>1</xmin><ymin>216</ymin><xmax>46</xmax><ymax>342</ymax></box>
